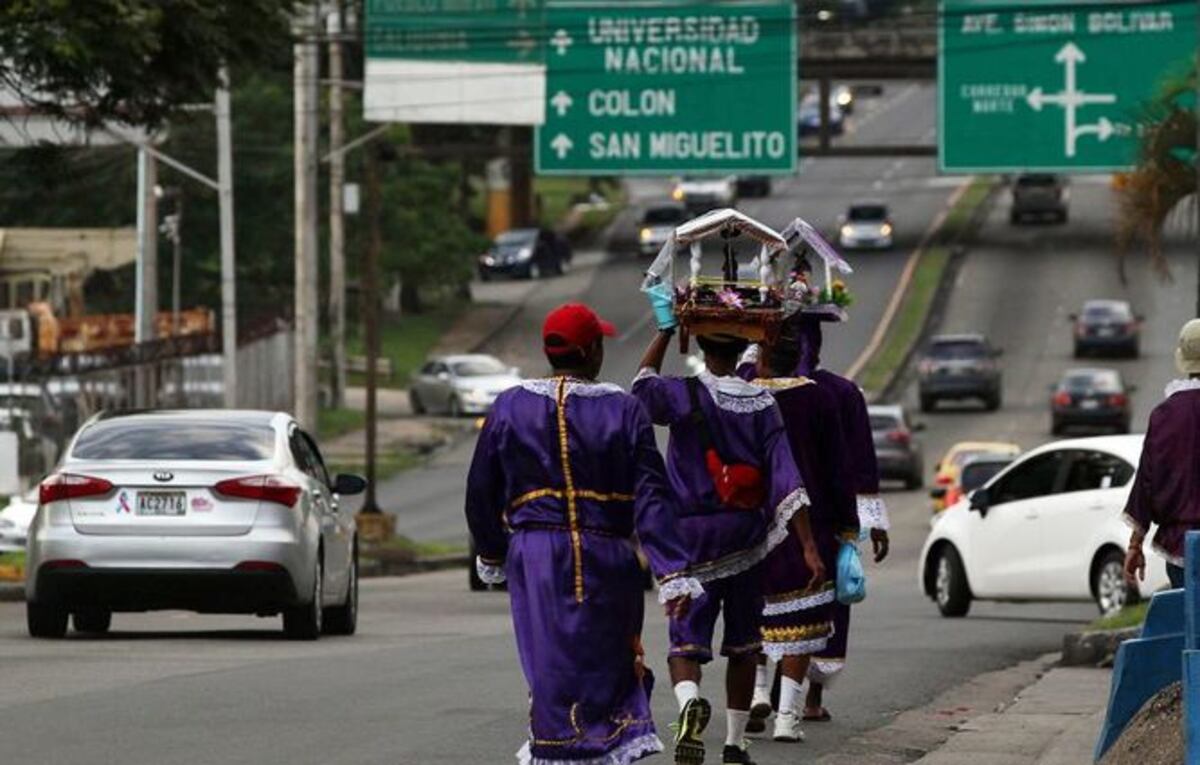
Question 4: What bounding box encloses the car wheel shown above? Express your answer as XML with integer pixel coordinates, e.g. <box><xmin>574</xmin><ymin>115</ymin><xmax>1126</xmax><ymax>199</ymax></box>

<box><xmin>283</xmin><ymin>559</ymin><xmax>323</xmax><ymax>641</ymax></box>
<box><xmin>1058</xmin><ymin>211</ymin><xmax>1069</xmax><ymax>224</ymax></box>
<box><xmin>1073</xmin><ymin>342</ymin><xmax>1084</xmax><ymax>359</ymax></box>
<box><xmin>27</xmin><ymin>601</ymin><xmax>69</xmax><ymax>639</ymax></box>
<box><xmin>323</xmin><ymin>547</ymin><xmax>358</xmax><ymax>636</ymax></box>
<box><xmin>934</xmin><ymin>546</ymin><xmax>972</xmax><ymax>617</ymax></box>
<box><xmin>1051</xmin><ymin>418</ymin><xmax>1064</xmax><ymax>436</ymax></box>
<box><xmin>73</xmin><ymin>610</ymin><xmax>112</xmax><ymax>634</ymax></box>
<box><xmin>410</xmin><ymin>391</ymin><xmax>426</xmax><ymax>415</ymax></box>
<box><xmin>984</xmin><ymin>393</ymin><xmax>1001</xmax><ymax>412</ymax></box>
<box><xmin>919</xmin><ymin>394</ymin><xmax>936</xmax><ymax>413</ymax></box>
<box><xmin>1010</xmin><ymin>211</ymin><xmax>1021</xmax><ymax>225</ymax></box>
<box><xmin>526</xmin><ymin>262</ymin><xmax>542</xmax><ymax>280</ymax></box>
<box><xmin>478</xmin><ymin>270</ymin><xmax>491</xmax><ymax>283</ymax></box>
<box><xmin>1093</xmin><ymin>549</ymin><xmax>1132</xmax><ymax>615</ymax></box>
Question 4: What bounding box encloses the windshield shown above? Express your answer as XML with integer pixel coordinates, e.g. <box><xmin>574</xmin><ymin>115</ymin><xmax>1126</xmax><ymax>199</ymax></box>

<box><xmin>962</xmin><ymin>461</ymin><xmax>1009</xmax><ymax>492</ymax></box>
<box><xmin>1062</xmin><ymin>371</ymin><xmax>1121</xmax><ymax>393</ymax></box>
<box><xmin>848</xmin><ymin>205</ymin><xmax>887</xmax><ymax>222</ymax></box>
<box><xmin>643</xmin><ymin>207</ymin><xmax>685</xmax><ymax>225</ymax></box>
<box><xmin>1017</xmin><ymin>174</ymin><xmax>1059</xmax><ymax>187</ymax></box>
<box><xmin>452</xmin><ymin>358</ymin><xmax>508</xmax><ymax>377</ymax></box>
<box><xmin>1083</xmin><ymin>303</ymin><xmax>1131</xmax><ymax>321</ymax></box>
<box><xmin>73</xmin><ymin>420</ymin><xmax>276</xmax><ymax>461</ymax></box>
<box><xmin>928</xmin><ymin>340</ymin><xmax>987</xmax><ymax>359</ymax></box>
<box><xmin>495</xmin><ymin>230</ymin><xmax>537</xmax><ymax>247</ymax></box>
<box><xmin>869</xmin><ymin>414</ymin><xmax>900</xmax><ymax>431</ymax></box>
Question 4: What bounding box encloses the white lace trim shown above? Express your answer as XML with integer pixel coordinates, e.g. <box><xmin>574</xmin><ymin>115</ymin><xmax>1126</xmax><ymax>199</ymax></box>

<box><xmin>763</xmin><ymin>635</ymin><xmax>831</xmax><ymax>661</ymax></box>
<box><xmin>657</xmin><ymin>576</ymin><xmax>705</xmax><ymax>604</ymax></box>
<box><xmin>762</xmin><ymin>586</ymin><xmax>836</xmax><ymax>616</ymax></box>
<box><xmin>857</xmin><ymin>495</ymin><xmax>890</xmax><ymax>531</ymax></box>
<box><xmin>807</xmin><ymin>658</ymin><xmax>845</xmax><ymax>684</ymax></box>
<box><xmin>690</xmin><ymin>487</ymin><xmax>810</xmax><ymax>584</ymax></box>
<box><xmin>697</xmin><ymin>370</ymin><xmax>777</xmax><ymax>413</ymax></box>
<box><xmin>521</xmin><ymin>378</ymin><xmax>625</xmax><ymax>400</ymax></box>
<box><xmin>632</xmin><ymin>367</ymin><xmax>658</xmax><ymax>385</ymax></box>
<box><xmin>1165</xmin><ymin>378</ymin><xmax>1200</xmax><ymax>398</ymax></box>
<box><xmin>739</xmin><ymin>345</ymin><xmax>762</xmax><ymax>368</ymax></box>
<box><xmin>476</xmin><ymin>556</ymin><xmax>507</xmax><ymax>585</ymax></box>
<box><xmin>517</xmin><ymin>733</ymin><xmax>663</xmax><ymax>765</ymax></box>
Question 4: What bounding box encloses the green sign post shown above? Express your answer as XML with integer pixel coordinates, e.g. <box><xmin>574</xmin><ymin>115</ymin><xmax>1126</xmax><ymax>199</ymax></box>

<box><xmin>365</xmin><ymin>0</ymin><xmax>546</xmax><ymax>64</ymax></box>
<box><xmin>536</xmin><ymin>1</ymin><xmax>796</xmax><ymax>175</ymax></box>
<box><xmin>939</xmin><ymin>0</ymin><xmax>1196</xmax><ymax>173</ymax></box>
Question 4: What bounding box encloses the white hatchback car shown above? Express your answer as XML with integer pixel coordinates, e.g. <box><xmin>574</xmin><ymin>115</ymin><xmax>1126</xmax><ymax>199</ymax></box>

<box><xmin>919</xmin><ymin>435</ymin><xmax>1168</xmax><ymax>617</ymax></box>
<box><xmin>25</xmin><ymin>410</ymin><xmax>366</xmax><ymax>640</ymax></box>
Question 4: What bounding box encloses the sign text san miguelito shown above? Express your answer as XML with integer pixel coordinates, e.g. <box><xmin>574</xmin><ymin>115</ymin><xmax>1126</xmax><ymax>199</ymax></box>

<box><xmin>583</xmin><ymin>14</ymin><xmax>786</xmax><ymax>163</ymax></box>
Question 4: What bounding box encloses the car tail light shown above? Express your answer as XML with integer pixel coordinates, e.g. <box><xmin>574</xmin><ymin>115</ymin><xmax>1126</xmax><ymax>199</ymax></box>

<box><xmin>936</xmin><ymin>474</ymin><xmax>953</xmax><ymax>485</ymax></box>
<box><xmin>39</xmin><ymin>473</ymin><xmax>114</xmax><ymax>504</ymax></box>
<box><xmin>945</xmin><ymin>487</ymin><xmax>962</xmax><ymax>506</ymax></box>
<box><xmin>1053</xmin><ymin>392</ymin><xmax>1072</xmax><ymax>407</ymax></box>
<box><xmin>214</xmin><ymin>475</ymin><xmax>302</xmax><ymax>508</ymax></box>
<box><xmin>919</xmin><ymin>360</ymin><xmax>934</xmax><ymax>375</ymax></box>
<box><xmin>1108</xmin><ymin>394</ymin><xmax>1128</xmax><ymax>407</ymax></box>
<box><xmin>41</xmin><ymin>559</ymin><xmax>88</xmax><ymax>570</ymax></box>
<box><xmin>887</xmin><ymin>429</ymin><xmax>911</xmax><ymax>445</ymax></box>
<box><xmin>234</xmin><ymin>561</ymin><xmax>287</xmax><ymax>573</ymax></box>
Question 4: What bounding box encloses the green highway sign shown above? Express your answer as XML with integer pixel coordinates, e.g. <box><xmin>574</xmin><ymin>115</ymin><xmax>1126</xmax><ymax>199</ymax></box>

<box><xmin>365</xmin><ymin>0</ymin><xmax>545</xmax><ymax>64</ymax></box>
<box><xmin>939</xmin><ymin>0</ymin><xmax>1196</xmax><ymax>173</ymax></box>
<box><xmin>536</xmin><ymin>1</ymin><xmax>796</xmax><ymax>176</ymax></box>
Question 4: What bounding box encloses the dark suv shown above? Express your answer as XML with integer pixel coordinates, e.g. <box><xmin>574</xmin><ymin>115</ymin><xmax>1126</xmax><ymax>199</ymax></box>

<box><xmin>918</xmin><ymin>334</ymin><xmax>1003</xmax><ymax>412</ymax></box>
<box><xmin>1011</xmin><ymin>174</ymin><xmax>1068</xmax><ymax>224</ymax></box>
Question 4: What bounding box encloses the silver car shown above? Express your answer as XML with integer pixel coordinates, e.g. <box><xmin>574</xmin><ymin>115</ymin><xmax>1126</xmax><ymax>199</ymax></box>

<box><xmin>25</xmin><ymin>410</ymin><xmax>366</xmax><ymax>640</ymax></box>
<box><xmin>409</xmin><ymin>354</ymin><xmax>521</xmax><ymax>416</ymax></box>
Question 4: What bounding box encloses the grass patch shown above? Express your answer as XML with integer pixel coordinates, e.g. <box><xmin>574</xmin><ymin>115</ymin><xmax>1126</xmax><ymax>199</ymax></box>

<box><xmin>317</xmin><ymin>407</ymin><xmax>367</xmax><ymax>442</ymax></box>
<box><xmin>370</xmin><ymin>534</ymin><xmax>466</xmax><ymax>558</ymax></box>
<box><xmin>856</xmin><ymin>177</ymin><xmax>996</xmax><ymax>395</ymax></box>
<box><xmin>1088</xmin><ymin>602</ymin><xmax>1149</xmax><ymax>631</ymax></box>
<box><xmin>346</xmin><ymin>300</ymin><xmax>466</xmax><ymax>389</ymax></box>
<box><xmin>328</xmin><ymin>451</ymin><xmax>423</xmax><ymax>483</ymax></box>
<box><xmin>0</xmin><ymin>551</ymin><xmax>24</xmax><ymax>568</ymax></box>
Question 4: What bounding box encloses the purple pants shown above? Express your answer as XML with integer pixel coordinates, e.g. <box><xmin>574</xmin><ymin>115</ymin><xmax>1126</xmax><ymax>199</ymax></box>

<box><xmin>669</xmin><ymin>566</ymin><xmax>764</xmax><ymax>662</ymax></box>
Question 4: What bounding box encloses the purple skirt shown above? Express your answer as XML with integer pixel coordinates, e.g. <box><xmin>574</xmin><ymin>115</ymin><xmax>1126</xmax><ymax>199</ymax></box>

<box><xmin>760</xmin><ymin>527</ymin><xmax>837</xmax><ymax>660</ymax></box>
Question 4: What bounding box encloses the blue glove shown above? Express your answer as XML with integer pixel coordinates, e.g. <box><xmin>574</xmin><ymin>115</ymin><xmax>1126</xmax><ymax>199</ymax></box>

<box><xmin>643</xmin><ymin>282</ymin><xmax>677</xmax><ymax>331</ymax></box>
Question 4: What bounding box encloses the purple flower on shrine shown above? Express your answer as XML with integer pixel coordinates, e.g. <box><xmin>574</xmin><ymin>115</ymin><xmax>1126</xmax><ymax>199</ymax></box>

<box><xmin>716</xmin><ymin>288</ymin><xmax>744</xmax><ymax>310</ymax></box>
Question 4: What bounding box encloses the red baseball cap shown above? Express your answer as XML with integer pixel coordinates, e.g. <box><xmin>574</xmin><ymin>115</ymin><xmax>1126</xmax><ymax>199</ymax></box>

<box><xmin>543</xmin><ymin>303</ymin><xmax>616</xmax><ymax>356</ymax></box>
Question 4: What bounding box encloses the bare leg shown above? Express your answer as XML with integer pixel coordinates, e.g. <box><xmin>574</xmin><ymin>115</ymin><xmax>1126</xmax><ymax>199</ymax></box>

<box><xmin>780</xmin><ymin>655</ymin><xmax>811</xmax><ymax>686</ymax></box>
<box><xmin>806</xmin><ymin>681</ymin><xmax>825</xmax><ymax>718</ymax></box>
<box><xmin>669</xmin><ymin>656</ymin><xmax>702</xmax><ymax>686</ymax></box>
<box><xmin>726</xmin><ymin>653</ymin><xmax>757</xmax><ymax>710</ymax></box>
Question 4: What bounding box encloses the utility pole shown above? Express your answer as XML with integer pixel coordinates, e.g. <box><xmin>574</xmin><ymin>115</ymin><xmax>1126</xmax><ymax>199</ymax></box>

<box><xmin>216</xmin><ymin>68</ymin><xmax>238</xmax><ymax>409</ymax></box>
<box><xmin>360</xmin><ymin>146</ymin><xmax>382</xmax><ymax>514</ymax></box>
<box><xmin>294</xmin><ymin>5</ymin><xmax>321</xmax><ymax>428</ymax></box>
<box><xmin>328</xmin><ymin>5</ymin><xmax>348</xmax><ymax>409</ymax></box>
<box><xmin>134</xmin><ymin>147</ymin><xmax>158</xmax><ymax>408</ymax></box>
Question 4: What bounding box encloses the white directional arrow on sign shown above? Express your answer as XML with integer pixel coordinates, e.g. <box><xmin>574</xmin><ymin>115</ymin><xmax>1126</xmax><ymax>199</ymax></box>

<box><xmin>506</xmin><ymin>30</ymin><xmax>537</xmax><ymax>59</ymax></box>
<box><xmin>550</xmin><ymin>134</ymin><xmax>574</xmax><ymax>159</ymax></box>
<box><xmin>1024</xmin><ymin>41</ymin><xmax>1117</xmax><ymax>157</ymax></box>
<box><xmin>550</xmin><ymin>29</ymin><xmax>573</xmax><ymax>55</ymax></box>
<box><xmin>550</xmin><ymin>91</ymin><xmax>573</xmax><ymax>117</ymax></box>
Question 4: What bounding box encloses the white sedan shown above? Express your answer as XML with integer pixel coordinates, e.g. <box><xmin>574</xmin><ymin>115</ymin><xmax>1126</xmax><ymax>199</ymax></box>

<box><xmin>0</xmin><ymin>487</ymin><xmax>37</xmax><ymax>553</ymax></box>
<box><xmin>919</xmin><ymin>435</ymin><xmax>1168</xmax><ymax>617</ymax></box>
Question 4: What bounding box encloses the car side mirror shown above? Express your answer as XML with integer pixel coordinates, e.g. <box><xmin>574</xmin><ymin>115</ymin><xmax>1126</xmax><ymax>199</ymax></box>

<box><xmin>930</xmin><ymin>486</ymin><xmax>947</xmax><ymax>500</ymax></box>
<box><xmin>970</xmin><ymin>488</ymin><xmax>991</xmax><ymax>515</ymax></box>
<box><xmin>333</xmin><ymin>473</ymin><xmax>367</xmax><ymax>496</ymax></box>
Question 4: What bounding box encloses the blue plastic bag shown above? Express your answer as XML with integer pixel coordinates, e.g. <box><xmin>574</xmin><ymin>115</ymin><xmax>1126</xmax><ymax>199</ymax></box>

<box><xmin>836</xmin><ymin>541</ymin><xmax>866</xmax><ymax>605</ymax></box>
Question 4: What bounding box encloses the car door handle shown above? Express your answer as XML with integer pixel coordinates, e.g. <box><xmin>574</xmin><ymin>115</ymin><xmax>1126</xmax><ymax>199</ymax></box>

<box><xmin>1025</xmin><ymin>510</ymin><xmax>1039</xmax><ymax>519</ymax></box>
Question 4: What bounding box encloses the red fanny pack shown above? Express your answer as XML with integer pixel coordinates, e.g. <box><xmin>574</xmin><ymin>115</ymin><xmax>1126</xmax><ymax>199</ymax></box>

<box><xmin>687</xmin><ymin>377</ymin><xmax>767</xmax><ymax>512</ymax></box>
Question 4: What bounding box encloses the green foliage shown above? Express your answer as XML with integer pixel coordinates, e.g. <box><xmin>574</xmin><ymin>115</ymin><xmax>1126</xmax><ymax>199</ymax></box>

<box><xmin>346</xmin><ymin>301</ymin><xmax>466</xmax><ymax>389</ymax></box>
<box><xmin>0</xmin><ymin>0</ymin><xmax>296</xmax><ymax>128</ymax></box>
<box><xmin>1088</xmin><ymin>602</ymin><xmax>1148</xmax><ymax>632</ymax></box>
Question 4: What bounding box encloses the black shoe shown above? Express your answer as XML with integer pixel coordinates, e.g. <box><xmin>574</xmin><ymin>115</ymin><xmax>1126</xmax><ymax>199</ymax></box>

<box><xmin>673</xmin><ymin>697</ymin><xmax>711</xmax><ymax>765</ymax></box>
<box><xmin>746</xmin><ymin>698</ymin><xmax>771</xmax><ymax>735</ymax></box>
<box><xmin>722</xmin><ymin>742</ymin><xmax>757</xmax><ymax>765</ymax></box>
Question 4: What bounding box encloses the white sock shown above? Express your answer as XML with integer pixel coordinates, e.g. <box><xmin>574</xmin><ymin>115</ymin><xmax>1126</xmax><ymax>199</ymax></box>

<box><xmin>754</xmin><ymin>661</ymin><xmax>771</xmax><ymax>697</ymax></box>
<box><xmin>779</xmin><ymin>676</ymin><xmax>804</xmax><ymax>715</ymax></box>
<box><xmin>674</xmin><ymin>680</ymin><xmax>700</xmax><ymax>711</ymax></box>
<box><xmin>726</xmin><ymin>709</ymin><xmax>750</xmax><ymax>746</ymax></box>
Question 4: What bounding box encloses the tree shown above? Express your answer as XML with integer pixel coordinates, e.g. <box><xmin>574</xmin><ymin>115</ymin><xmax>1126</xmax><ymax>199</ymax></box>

<box><xmin>0</xmin><ymin>0</ymin><xmax>295</xmax><ymax>128</ymax></box>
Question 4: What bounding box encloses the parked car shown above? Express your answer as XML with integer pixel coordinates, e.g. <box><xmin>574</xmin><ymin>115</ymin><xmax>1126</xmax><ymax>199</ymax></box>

<box><xmin>1071</xmin><ymin>299</ymin><xmax>1143</xmax><ymax>358</ymax></box>
<box><xmin>478</xmin><ymin>228</ymin><xmax>570</xmax><ymax>281</ymax></box>
<box><xmin>0</xmin><ymin>486</ymin><xmax>37</xmax><ymax>553</ymax></box>
<box><xmin>671</xmin><ymin>175</ymin><xmax>737</xmax><ymax>213</ymax></box>
<box><xmin>1050</xmin><ymin>368</ymin><xmax>1134</xmax><ymax>435</ymax></box>
<box><xmin>410</xmin><ymin>354</ymin><xmax>521</xmax><ymax>417</ymax></box>
<box><xmin>1011</xmin><ymin>173</ymin><xmax>1068</xmax><ymax>224</ymax></box>
<box><xmin>797</xmin><ymin>95</ymin><xmax>845</xmax><ymax>137</ymax></box>
<box><xmin>25</xmin><ymin>410</ymin><xmax>367</xmax><ymax>639</ymax></box>
<box><xmin>637</xmin><ymin>202</ymin><xmax>689</xmax><ymax>256</ymax></box>
<box><xmin>918</xmin><ymin>334</ymin><xmax>1004</xmax><ymax>412</ymax></box>
<box><xmin>833</xmin><ymin>83</ymin><xmax>855</xmax><ymax>114</ymax></box>
<box><xmin>868</xmin><ymin>404</ymin><xmax>924</xmax><ymax>489</ymax></box>
<box><xmin>920</xmin><ymin>435</ymin><xmax>1167</xmax><ymax>617</ymax></box>
<box><xmin>838</xmin><ymin>201</ymin><xmax>894</xmax><ymax>250</ymax></box>
<box><xmin>930</xmin><ymin>441</ymin><xmax>1021</xmax><ymax>512</ymax></box>
<box><xmin>735</xmin><ymin>175</ymin><xmax>772</xmax><ymax>199</ymax></box>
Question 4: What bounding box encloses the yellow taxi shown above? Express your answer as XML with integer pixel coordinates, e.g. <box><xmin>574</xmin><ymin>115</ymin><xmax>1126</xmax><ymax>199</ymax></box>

<box><xmin>930</xmin><ymin>441</ymin><xmax>1021</xmax><ymax>512</ymax></box>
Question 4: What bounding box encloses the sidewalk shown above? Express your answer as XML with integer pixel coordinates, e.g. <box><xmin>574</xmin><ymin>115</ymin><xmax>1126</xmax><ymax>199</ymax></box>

<box><xmin>913</xmin><ymin>666</ymin><xmax>1106</xmax><ymax>765</ymax></box>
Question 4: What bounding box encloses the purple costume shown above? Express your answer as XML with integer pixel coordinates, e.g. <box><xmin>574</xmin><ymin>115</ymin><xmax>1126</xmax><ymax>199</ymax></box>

<box><xmin>631</xmin><ymin>368</ymin><xmax>808</xmax><ymax>662</ymax></box>
<box><xmin>748</xmin><ymin>375</ymin><xmax>860</xmax><ymax>660</ymax></box>
<box><xmin>1124</xmin><ymin>381</ymin><xmax>1200</xmax><ymax>566</ymax></box>
<box><xmin>466</xmin><ymin>377</ymin><xmax>703</xmax><ymax>765</ymax></box>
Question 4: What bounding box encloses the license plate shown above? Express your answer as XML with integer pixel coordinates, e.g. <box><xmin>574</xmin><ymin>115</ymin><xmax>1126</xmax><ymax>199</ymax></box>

<box><xmin>1081</xmin><ymin>399</ymin><xmax>1101</xmax><ymax>410</ymax></box>
<box><xmin>1097</xmin><ymin>328</ymin><xmax>1115</xmax><ymax>337</ymax></box>
<box><xmin>137</xmin><ymin>491</ymin><xmax>187</xmax><ymax>516</ymax></box>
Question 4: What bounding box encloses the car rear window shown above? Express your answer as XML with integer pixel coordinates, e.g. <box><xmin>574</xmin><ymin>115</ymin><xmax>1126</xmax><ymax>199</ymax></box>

<box><xmin>869</xmin><ymin>415</ymin><xmax>899</xmax><ymax>431</ymax></box>
<box><xmin>73</xmin><ymin>420</ymin><xmax>276</xmax><ymax>461</ymax></box>
<box><xmin>961</xmin><ymin>461</ymin><xmax>1009</xmax><ymax>493</ymax></box>
<box><xmin>1062</xmin><ymin>371</ymin><xmax>1121</xmax><ymax>393</ymax></box>
<box><xmin>928</xmin><ymin>340</ymin><xmax>987</xmax><ymax>359</ymax></box>
<box><xmin>1083</xmin><ymin>303</ymin><xmax>1131</xmax><ymax>320</ymax></box>
<box><xmin>1017</xmin><ymin>174</ymin><xmax>1058</xmax><ymax>187</ymax></box>
<box><xmin>848</xmin><ymin>205</ymin><xmax>887</xmax><ymax>221</ymax></box>
<box><xmin>643</xmin><ymin>207</ymin><xmax>685</xmax><ymax>225</ymax></box>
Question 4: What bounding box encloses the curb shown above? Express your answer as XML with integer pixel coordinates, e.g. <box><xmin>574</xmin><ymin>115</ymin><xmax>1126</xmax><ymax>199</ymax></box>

<box><xmin>1062</xmin><ymin>626</ymin><xmax>1141</xmax><ymax>667</ymax></box>
<box><xmin>468</xmin><ymin>303</ymin><xmax>525</xmax><ymax>354</ymax></box>
<box><xmin>360</xmin><ymin>552</ymin><xmax>469</xmax><ymax>578</ymax></box>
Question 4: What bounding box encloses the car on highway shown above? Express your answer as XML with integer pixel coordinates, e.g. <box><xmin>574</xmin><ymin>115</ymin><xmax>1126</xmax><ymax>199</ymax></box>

<box><xmin>735</xmin><ymin>175</ymin><xmax>772</xmax><ymax>199</ymax></box>
<box><xmin>838</xmin><ymin>201</ymin><xmax>894</xmax><ymax>250</ymax></box>
<box><xmin>920</xmin><ymin>435</ymin><xmax>1167</xmax><ymax>617</ymax></box>
<box><xmin>24</xmin><ymin>410</ymin><xmax>367</xmax><ymax>639</ymax></box>
<box><xmin>930</xmin><ymin>441</ymin><xmax>1022</xmax><ymax>513</ymax></box>
<box><xmin>1010</xmin><ymin>173</ymin><xmax>1069</xmax><ymax>224</ymax></box>
<box><xmin>1071</xmin><ymin>299</ymin><xmax>1143</xmax><ymax>358</ymax></box>
<box><xmin>797</xmin><ymin>94</ymin><xmax>845</xmax><ymax>137</ymax></box>
<box><xmin>477</xmin><ymin>228</ymin><xmax>570</xmax><ymax>281</ymax></box>
<box><xmin>0</xmin><ymin>487</ymin><xmax>37</xmax><ymax>553</ymax></box>
<box><xmin>917</xmin><ymin>334</ymin><xmax>1004</xmax><ymax>412</ymax></box>
<box><xmin>410</xmin><ymin>354</ymin><xmax>522</xmax><ymax>417</ymax></box>
<box><xmin>671</xmin><ymin>175</ymin><xmax>737</xmax><ymax>213</ymax></box>
<box><xmin>833</xmin><ymin>83</ymin><xmax>855</xmax><ymax>114</ymax></box>
<box><xmin>1050</xmin><ymin>368</ymin><xmax>1134</xmax><ymax>436</ymax></box>
<box><xmin>637</xmin><ymin>202</ymin><xmax>689</xmax><ymax>256</ymax></box>
<box><xmin>868</xmin><ymin>404</ymin><xmax>924</xmax><ymax>489</ymax></box>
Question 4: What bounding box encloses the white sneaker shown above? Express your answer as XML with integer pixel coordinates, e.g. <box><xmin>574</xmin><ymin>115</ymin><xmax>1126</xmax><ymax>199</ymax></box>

<box><xmin>772</xmin><ymin>710</ymin><xmax>806</xmax><ymax>743</ymax></box>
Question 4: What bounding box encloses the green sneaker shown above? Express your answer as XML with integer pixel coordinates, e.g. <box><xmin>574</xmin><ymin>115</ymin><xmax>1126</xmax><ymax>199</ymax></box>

<box><xmin>672</xmin><ymin>697</ymin><xmax>712</xmax><ymax>765</ymax></box>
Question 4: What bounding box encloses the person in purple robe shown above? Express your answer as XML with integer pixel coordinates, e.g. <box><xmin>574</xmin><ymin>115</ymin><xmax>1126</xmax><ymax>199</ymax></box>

<box><xmin>465</xmin><ymin>303</ymin><xmax>703</xmax><ymax>765</ymax></box>
<box><xmin>631</xmin><ymin>325</ymin><xmax>823</xmax><ymax>765</ymax></box>
<box><xmin>1125</xmin><ymin>319</ymin><xmax>1200</xmax><ymax>589</ymax></box>
<box><xmin>738</xmin><ymin>329</ymin><xmax>860</xmax><ymax>742</ymax></box>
